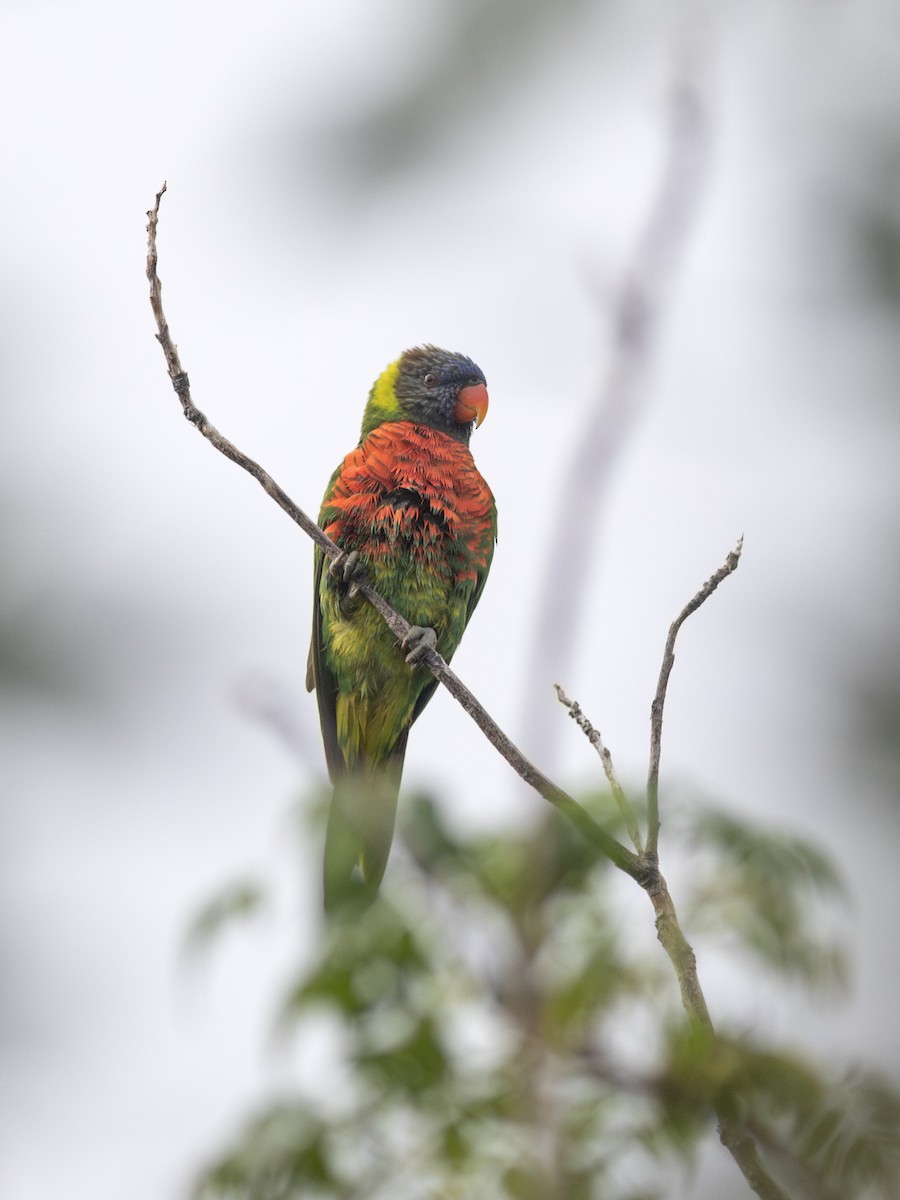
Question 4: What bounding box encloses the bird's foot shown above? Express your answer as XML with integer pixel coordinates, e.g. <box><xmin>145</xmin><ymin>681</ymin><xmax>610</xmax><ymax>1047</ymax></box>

<box><xmin>402</xmin><ymin>625</ymin><xmax>438</xmax><ymax>666</ymax></box>
<box><xmin>328</xmin><ymin>550</ymin><xmax>365</xmax><ymax>602</ymax></box>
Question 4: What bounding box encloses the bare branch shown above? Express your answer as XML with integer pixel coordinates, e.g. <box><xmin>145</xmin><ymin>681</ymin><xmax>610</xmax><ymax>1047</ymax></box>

<box><xmin>554</xmin><ymin>684</ymin><xmax>644</xmax><ymax>855</ymax></box>
<box><xmin>714</xmin><ymin>1122</ymin><xmax>792</xmax><ymax>1200</ymax></box>
<box><xmin>638</xmin><ymin>539</ymin><xmax>788</xmax><ymax>1200</ymax></box>
<box><xmin>145</xmin><ymin>184</ymin><xmax>640</xmax><ymax>883</ymax></box>
<box><xmin>646</xmin><ymin>537</ymin><xmax>743</xmax><ymax>859</ymax></box>
<box><xmin>555</xmin><ymin>545</ymin><xmax>784</xmax><ymax>1200</ymax></box>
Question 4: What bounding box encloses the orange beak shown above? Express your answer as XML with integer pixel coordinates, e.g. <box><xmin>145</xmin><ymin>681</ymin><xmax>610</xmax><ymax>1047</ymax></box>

<box><xmin>454</xmin><ymin>382</ymin><xmax>489</xmax><ymax>428</ymax></box>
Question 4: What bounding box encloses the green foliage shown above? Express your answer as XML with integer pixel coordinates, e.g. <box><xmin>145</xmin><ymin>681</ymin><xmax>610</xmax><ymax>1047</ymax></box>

<box><xmin>191</xmin><ymin>796</ymin><xmax>899</xmax><ymax>1200</ymax></box>
<box><xmin>183</xmin><ymin>880</ymin><xmax>266</xmax><ymax>960</ymax></box>
<box><xmin>678</xmin><ymin>808</ymin><xmax>849</xmax><ymax>992</ymax></box>
<box><xmin>792</xmin><ymin>1070</ymin><xmax>900</xmax><ymax>1197</ymax></box>
<box><xmin>194</xmin><ymin>1107</ymin><xmax>333</xmax><ymax>1199</ymax></box>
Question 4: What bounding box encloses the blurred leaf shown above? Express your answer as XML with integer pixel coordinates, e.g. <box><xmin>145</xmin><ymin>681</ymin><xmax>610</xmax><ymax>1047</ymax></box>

<box><xmin>860</xmin><ymin>208</ymin><xmax>900</xmax><ymax>304</ymax></box>
<box><xmin>403</xmin><ymin>796</ymin><xmax>606</xmax><ymax>903</ymax></box>
<box><xmin>791</xmin><ymin>1069</ymin><xmax>900</xmax><ymax>1198</ymax></box>
<box><xmin>561</xmin><ymin>1169</ymin><xmax>597</xmax><ymax>1200</ymax></box>
<box><xmin>440</xmin><ymin>1119</ymin><xmax>470</xmax><ymax>1168</ymax></box>
<box><xmin>280</xmin><ymin>898</ymin><xmax>427</xmax><ymax>1022</ymax></box>
<box><xmin>680</xmin><ymin>807</ymin><xmax>849</xmax><ymax>991</ymax></box>
<box><xmin>357</xmin><ymin>1014</ymin><xmax>449</xmax><ymax>1096</ymax></box>
<box><xmin>183</xmin><ymin>880</ymin><xmax>266</xmax><ymax>959</ymax></box>
<box><xmin>461</xmin><ymin>816</ymin><xmax>609</xmax><ymax>938</ymax></box>
<box><xmin>542</xmin><ymin>930</ymin><xmax>627</xmax><ymax>1041</ymax></box>
<box><xmin>660</xmin><ymin>1024</ymin><xmax>823</xmax><ymax>1115</ymax></box>
<box><xmin>193</xmin><ymin>1104</ymin><xmax>336</xmax><ymax>1199</ymax></box>
<box><xmin>296</xmin><ymin>0</ymin><xmax>598</xmax><ymax>193</ymax></box>
<box><xmin>402</xmin><ymin>792</ymin><xmax>467</xmax><ymax>869</ymax></box>
<box><xmin>502</xmin><ymin>1163</ymin><xmax>537</xmax><ymax>1199</ymax></box>
<box><xmin>193</xmin><ymin>789</ymin><xmax>868</xmax><ymax>1200</ymax></box>
<box><xmin>281</xmin><ymin>955</ymin><xmax>361</xmax><ymax>1019</ymax></box>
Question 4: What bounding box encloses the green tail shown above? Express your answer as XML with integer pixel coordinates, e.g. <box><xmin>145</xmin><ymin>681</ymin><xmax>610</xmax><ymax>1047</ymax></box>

<box><xmin>323</xmin><ymin>735</ymin><xmax>408</xmax><ymax>914</ymax></box>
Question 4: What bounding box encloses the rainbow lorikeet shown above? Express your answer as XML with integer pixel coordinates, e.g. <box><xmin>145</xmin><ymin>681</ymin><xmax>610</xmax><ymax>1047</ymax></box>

<box><xmin>306</xmin><ymin>346</ymin><xmax>496</xmax><ymax>910</ymax></box>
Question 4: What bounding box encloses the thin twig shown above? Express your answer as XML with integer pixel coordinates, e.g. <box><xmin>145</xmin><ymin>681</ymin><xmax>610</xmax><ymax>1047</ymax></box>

<box><xmin>553</xmin><ymin>684</ymin><xmax>644</xmax><ymax>855</ymax></box>
<box><xmin>646</xmin><ymin>537</ymin><xmax>743</xmax><ymax>859</ymax></box>
<box><xmin>145</xmin><ymin>183</ymin><xmax>640</xmax><ymax>883</ymax></box>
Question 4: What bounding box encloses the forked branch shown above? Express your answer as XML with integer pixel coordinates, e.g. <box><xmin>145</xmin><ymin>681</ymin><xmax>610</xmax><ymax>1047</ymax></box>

<box><xmin>554</xmin><ymin>549</ymin><xmax>793</xmax><ymax>1200</ymax></box>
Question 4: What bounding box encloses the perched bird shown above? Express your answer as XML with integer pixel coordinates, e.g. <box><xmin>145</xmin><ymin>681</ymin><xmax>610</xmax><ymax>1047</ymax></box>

<box><xmin>307</xmin><ymin>345</ymin><xmax>496</xmax><ymax>910</ymax></box>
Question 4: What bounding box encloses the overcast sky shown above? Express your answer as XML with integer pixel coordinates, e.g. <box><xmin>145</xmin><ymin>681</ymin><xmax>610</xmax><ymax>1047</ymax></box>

<box><xmin>3</xmin><ymin>2</ymin><xmax>900</xmax><ymax>1197</ymax></box>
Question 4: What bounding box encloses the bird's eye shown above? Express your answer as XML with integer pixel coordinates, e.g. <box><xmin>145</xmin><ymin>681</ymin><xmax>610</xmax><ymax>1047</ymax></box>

<box><xmin>423</xmin><ymin>372</ymin><xmax>437</xmax><ymax>387</ymax></box>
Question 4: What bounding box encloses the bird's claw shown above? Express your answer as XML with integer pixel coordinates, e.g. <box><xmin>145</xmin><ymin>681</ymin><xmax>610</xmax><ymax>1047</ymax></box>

<box><xmin>402</xmin><ymin>625</ymin><xmax>438</xmax><ymax>666</ymax></box>
<box><xmin>329</xmin><ymin>550</ymin><xmax>364</xmax><ymax>600</ymax></box>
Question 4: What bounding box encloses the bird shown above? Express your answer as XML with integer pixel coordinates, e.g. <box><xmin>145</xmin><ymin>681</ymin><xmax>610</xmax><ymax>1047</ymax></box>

<box><xmin>306</xmin><ymin>345</ymin><xmax>496</xmax><ymax>911</ymax></box>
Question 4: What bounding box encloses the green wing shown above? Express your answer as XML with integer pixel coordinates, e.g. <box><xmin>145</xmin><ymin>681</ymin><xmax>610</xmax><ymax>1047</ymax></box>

<box><xmin>306</xmin><ymin>547</ymin><xmax>345</xmax><ymax>782</ymax></box>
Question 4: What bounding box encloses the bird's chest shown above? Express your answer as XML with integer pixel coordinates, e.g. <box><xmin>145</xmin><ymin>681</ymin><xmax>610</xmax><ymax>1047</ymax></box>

<box><xmin>325</xmin><ymin>430</ymin><xmax>492</xmax><ymax>584</ymax></box>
